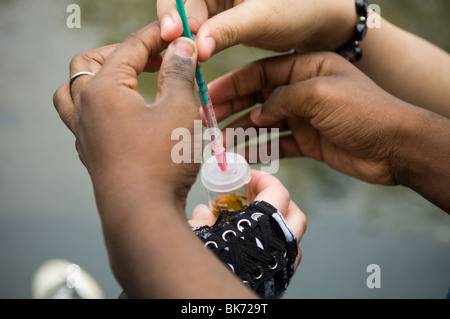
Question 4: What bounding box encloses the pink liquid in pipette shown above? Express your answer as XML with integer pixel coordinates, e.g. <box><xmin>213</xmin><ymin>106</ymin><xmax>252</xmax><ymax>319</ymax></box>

<box><xmin>199</xmin><ymin>90</ymin><xmax>227</xmax><ymax>171</ymax></box>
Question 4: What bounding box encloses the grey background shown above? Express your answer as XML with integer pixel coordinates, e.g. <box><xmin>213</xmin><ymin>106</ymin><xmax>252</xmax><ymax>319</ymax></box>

<box><xmin>0</xmin><ymin>0</ymin><xmax>449</xmax><ymax>298</ymax></box>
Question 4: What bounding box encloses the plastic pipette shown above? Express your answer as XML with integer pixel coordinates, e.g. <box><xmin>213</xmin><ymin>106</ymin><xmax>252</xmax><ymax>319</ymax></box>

<box><xmin>175</xmin><ymin>0</ymin><xmax>227</xmax><ymax>171</ymax></box>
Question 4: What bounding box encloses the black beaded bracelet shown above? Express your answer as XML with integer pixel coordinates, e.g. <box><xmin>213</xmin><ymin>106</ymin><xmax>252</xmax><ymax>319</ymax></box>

<box><xmin>335</xmin><ymin>0</ymin><xmax>369</xmax><ymax>62</ymax></box>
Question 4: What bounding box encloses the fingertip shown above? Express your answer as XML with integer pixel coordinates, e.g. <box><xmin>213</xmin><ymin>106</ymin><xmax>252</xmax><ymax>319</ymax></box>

<box><xmin>160</xmin><ymin>14</ymin><xmax>183</xmax><ymax>41</ymax></box>
<box><xmin>192</xmin><ymin>204</ymin><xmax>211</xmax><ymax>218</ymax></box>
<box><xmin>197</xmin><ymin>35</ymin><xmax>215</xmax><ymax>62</ymax></box>
<box><xmin>250</xmin><ymin>106</ymin><xmax>262</xmax><ymax>123</ymax></box>
<box><xmin>285</xmin><ymin>201</ymin><xmax>307</xmax><ymax>243</ymax></box>
<box><xmin>172</xmin><ymin>37</ymin><xmax>197</xmax><ymax>59</ymax></box>
<box><xmin>190</xmin><ymin>204</ymin><xmax>216</xmax><ymax>227</ymax></box>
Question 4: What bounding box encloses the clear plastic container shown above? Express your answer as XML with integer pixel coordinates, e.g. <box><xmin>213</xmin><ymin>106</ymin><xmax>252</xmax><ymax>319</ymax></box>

<box><xmin>201</xmin><ymin>152</ymin><xmax>251</xmax><ymax>219</ymax></box>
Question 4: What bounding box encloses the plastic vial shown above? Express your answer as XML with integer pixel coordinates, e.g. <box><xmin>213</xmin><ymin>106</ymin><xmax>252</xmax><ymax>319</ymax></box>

<box><xmin>201</xmin><ymin>152</ymin><xmax>251</xmax><ymax>219</ymax></box>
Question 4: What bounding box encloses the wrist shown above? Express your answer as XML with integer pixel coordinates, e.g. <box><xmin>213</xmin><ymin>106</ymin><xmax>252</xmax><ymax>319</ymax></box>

<box><xmin>390</xmin><ymin>105</ymin><xmax>450</xmax><ymax>212</ymax></box>
<box><xmin>334</xmin><ymin>0</ymin><xmax>369</xmax><ymax>62</ymax></box>
<box><xmin>91</xmin><ymin>165</ymin><xmax>188</xmax><ymax>222</ymax></box>
<box><xmin>314</xmin><ymin>0</ymin><xmax>360</xmax><ymax>51</ymax></box>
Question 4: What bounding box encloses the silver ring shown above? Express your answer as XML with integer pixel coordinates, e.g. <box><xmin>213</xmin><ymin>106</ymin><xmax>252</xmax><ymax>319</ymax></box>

<box><xmin>69</xmin><ymin>71</ymin><xmax>95</xmax><ymax>98</ymax></box>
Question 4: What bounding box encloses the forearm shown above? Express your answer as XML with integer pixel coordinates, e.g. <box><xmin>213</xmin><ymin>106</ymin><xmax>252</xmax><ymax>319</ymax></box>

<box><xmin>392</xmin><ymin>104</ymin><xmax>450</xmax><ymax>214</ymax></box>
<box><xmin>356</xmin><ymin>15</ymin><xmax>450</xmax><ymax>118</ymax></box>
<box><xmin>91</xmin><ymin>169</ymin><xmax>256</xmax><ymax>298</ymax></box>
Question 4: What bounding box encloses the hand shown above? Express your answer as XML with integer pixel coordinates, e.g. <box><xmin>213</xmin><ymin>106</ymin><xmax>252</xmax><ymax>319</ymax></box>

<box><xmin>189</xmin><ymin>169</ymin><xmax>307</xmax><ymax>271</ymax></box>
<box><xmin>53</xmin><ymin>22</ymin><xmax>201</xmax><ymax>211</ymax></box>
<box><xmin>208</xmin><ymin>51</ymin><xmax>419</xmax><ymax>186</ymax></box>
<box><xmin>51</xmin><ymin>22</ymin><xmax>308</xmax><ymax>297</ymax></box>
<box><xmin>157</xmin><ymin>0</ymin><xmax>358</xmax><ymax>61</ymax></box>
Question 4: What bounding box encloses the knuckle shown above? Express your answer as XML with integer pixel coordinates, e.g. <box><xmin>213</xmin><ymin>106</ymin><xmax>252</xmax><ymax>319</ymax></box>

<box><xmin>298</xmin><ymin>209</ymin><xmax>307</xmax><ymax>229</ymax></box>
<box><xmin>215</xmin><ymin>22</ymin><xmax>241</xmax><ymax>48</ymax></box>
<box><xmin>309</xmin><ymin>78</ymin><xmax>328</xmax><ymax>98</ymax></box>
<box><xmin>307</xmin><ymin>78</ymin><xmax>330</xmax><ymax>105</ymax></box>
<box><xmin>126</xmin><ymin>30</ymin><xmax>161</xmax><ymax>58</ymax></box>
<box><xmin>79</xmin><ymin>79</ymin><xmax>98</xmax><ymax>104</ymax></box>
<box><xmin>278</xmin><ymin>185</ymin><xmax>291</xmax><ymax>204</ymax></box>
<box><xmin>161</xmin><ymin>57</ymin><xmax>195</xmax><ymax>85</ymax></box>
<box><xmin>69</xmin><ymin>52</ymin><xmax>87</xmax><ymax>71</ymax></box>
<box><xmin>52</xmin><ymin>84</ymin><xmax>66</xmax><ymax>111</ymax></box>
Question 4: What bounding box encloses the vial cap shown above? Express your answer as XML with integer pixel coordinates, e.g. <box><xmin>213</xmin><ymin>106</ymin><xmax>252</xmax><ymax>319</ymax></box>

<box><xmin>201</xmin><ymin>152</ymin><xmax>251</xmax><ymax>193</ymax></box>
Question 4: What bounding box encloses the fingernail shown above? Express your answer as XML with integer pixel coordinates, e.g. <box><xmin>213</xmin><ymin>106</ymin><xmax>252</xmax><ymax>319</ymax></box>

<box><xmin>161</xmin><ymin>14</ymin><xmax>174</xmax><ymax>35</ymax></box>
<box><xmin>174</xmin><ymin>39</ymin><xmax>195</xmax><ymax>58</ymax></box>
<box><xmin>205</xmin><ymin>36</ymin><xmax>216</xmax><ymax>54</ymax></box>
<box><xmin>251</xmin><ymin>106</ymin><xmax>262</xmax><ymax>121</ymax></box>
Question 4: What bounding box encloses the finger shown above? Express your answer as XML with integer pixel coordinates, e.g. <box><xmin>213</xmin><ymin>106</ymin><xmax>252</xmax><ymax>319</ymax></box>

<box><xmin>248</xmin><ymin>170</ymin><xmax>290</xmax><ymax>215</ymax></box>
<box><xmin>158</xmin><ymin>0</ymin><xmax>207</xmax><ymax>41</ymax></box>
<box><xmin>196</xmin><ymin>1</ymin><xmax>278</xmax><ymax>61</ymax></box>
<box><xmin>94</xmin><ymin>22</ymin><xmax>169</xmax><ymax>98</ymax></box>
<box><xmin>204</xmin><ymin>92</ymin><xmax>269</xmax><ymax>124</ymax></box>
<box><xmin>231</xmin><ymin>134</ymin><xmax>305</xmax><ymax>164</ymax></box>
<box><xmin>189</xmin><ymin>204</ymin><xmax>216</xmax><ymax>227</ymax></box>
<box><xmin>243</xmin><ymin>109</ymin><xmax>323</xmax><ymax>160</ymax></box>
<box><xmin>68</xmin><ymin>44</ymin><xmax>119</xmax><ymax>104</ymax></box>
<box><xmin>221</xmin><ymin>112</ymin><xmax>288</xmax><ymax>152</ymax></box>
<box><xmin>294</xmin><ymin>247</ymin><xmax>303</xmax><ymax>272</ymax></box>
<box><xmin>69</xmin><ymin>44</ymin><xmax>119</xmax><ymax>77</ymax></box>
<box><xmin>207</xmin><ymin>55</ymin><xmax>298</xmax><ymax>121</ymax></box>
<box><xmin>220</xmin><ymin>113</ymin><xmax>304</xmax><ymax>163</ymax></box>
<box><xmin>157</xmin><ymin>0</ymin><xmax>184</xmax><ymax>41</ymax></box>
<box><xmin>250</xmin><ymin>79</ymin><xmax>327</xmax><ymax>128</ymax></box>
<box><xmin>284</xmin><ymin>200</ymin><xmax>307</xmax><ymax>244</ymax></box>
<box><xmin>68</xmin><ymin>46</ymin><xmax>164</xmax><ymax>106</ymax></box>
<box><xmin>154</xmin><ymin>37</ymin><xmax>197</xmax><ymax>107</ymax></box>
<box><xmin>208</xmin><ymin>52</ymin><xmax>344</xmax><ymax>125</ymax></box>
<box><xmin>208</xmin><ymin>57</ymin><xmax>292</xmax><ymax>104</ymax></box>
<box><xmin>53</xmin><ymin>82</ymin><xmax>75</xmax><ymax>134</ymax></box>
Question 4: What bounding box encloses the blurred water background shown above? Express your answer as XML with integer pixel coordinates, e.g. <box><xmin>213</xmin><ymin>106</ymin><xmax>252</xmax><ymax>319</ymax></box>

<box><xmin>0</xmin><ymin>0</ymin><xmax>449</xmax><ymax>298</ymax></box>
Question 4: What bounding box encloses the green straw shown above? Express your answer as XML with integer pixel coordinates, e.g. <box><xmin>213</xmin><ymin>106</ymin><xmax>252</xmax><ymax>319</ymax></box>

<box><xmin>175</xmin><ymin>0</ymin><xmax>208</xmax><ymax>104</ymax></box>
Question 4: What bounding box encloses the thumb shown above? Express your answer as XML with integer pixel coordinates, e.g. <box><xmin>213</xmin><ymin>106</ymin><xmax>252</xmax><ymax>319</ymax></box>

<box><xmin>155</xmin><ymin>37</ymin><xmax>198</xmax><ymax>104</ymax></box>
<box><xmin>196</xmin><ymin>1</ymin><xmax>271</xmax><ymax>61</ymax></box>
<box><xmin>189</xmin><ymin>204</ymin><xmax>216</xmax><ymax>227</ymax></box>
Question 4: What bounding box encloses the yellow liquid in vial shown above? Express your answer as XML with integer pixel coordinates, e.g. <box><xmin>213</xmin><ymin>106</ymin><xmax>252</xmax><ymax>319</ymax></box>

<box><xmin>211</xmin><ymin>194</ymin><xmax>248</xmax><ymax>219</ymax></box>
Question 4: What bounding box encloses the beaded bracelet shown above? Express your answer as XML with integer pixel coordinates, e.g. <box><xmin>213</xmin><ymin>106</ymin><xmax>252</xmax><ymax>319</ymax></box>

<box><xmin>335</xmin><ymin>0</ymin><xmax>369</xmax><ymax>62</ymax></box>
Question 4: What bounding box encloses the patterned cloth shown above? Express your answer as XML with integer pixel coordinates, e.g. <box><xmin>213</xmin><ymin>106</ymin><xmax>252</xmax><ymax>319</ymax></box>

<box><xmin>193</xmin><ymin>201</ymin><xmax>298</xmax><ymax>299</ymax></box>
<box><xmin>118</xmin><ymin>201</ymin><xmax>298</xmax><ymax>299</ymax></box>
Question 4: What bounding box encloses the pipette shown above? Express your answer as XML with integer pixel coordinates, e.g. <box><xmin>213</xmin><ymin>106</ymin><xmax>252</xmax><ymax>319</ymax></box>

<box><xmin>175</xmin><ymin>0</ymin><xmax>227</xmax><ymax>171</ymax></box>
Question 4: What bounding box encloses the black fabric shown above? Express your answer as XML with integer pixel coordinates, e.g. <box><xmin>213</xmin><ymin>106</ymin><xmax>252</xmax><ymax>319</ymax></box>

<box><xmin>118</xmin><ymin>201</ymin><xmax>297</xmax><ymax>299</ymax></box>
<box><xmin>193</xmin><ymin>201</ymin><xmax>298</xmax><ymax>299</ymax></box>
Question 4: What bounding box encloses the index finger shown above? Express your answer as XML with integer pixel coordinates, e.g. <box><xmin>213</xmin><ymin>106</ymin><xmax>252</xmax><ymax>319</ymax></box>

<box><xmin>247</xmin><ymin>170</ymin><xmax>290</xmax><ymax>215</ymax></box>
<box><xmin>95</xmin><ymin>22</ymin><xmax>169</xmax><ymax>94</ymax></box>
<box><xmin>208</xmin><ymin>55</ymin><xmax>298</xmax><ymax>122</ymax></box>
<box><xmin>248</xmin><ymin>170</ymin><xmax>306</xmax><ymax>244</ymax></box>
<box><xmin>157</xmin><ymin>0</ymin><xmax>209</xmax><ymax>41</ymax></box>
<box><xmin>209</xmin><ymin>52</ymin><xmax>346</xmax><ymax>122</ymax></box>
